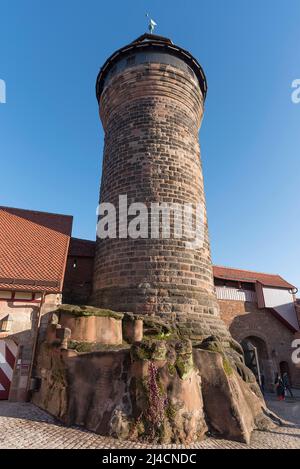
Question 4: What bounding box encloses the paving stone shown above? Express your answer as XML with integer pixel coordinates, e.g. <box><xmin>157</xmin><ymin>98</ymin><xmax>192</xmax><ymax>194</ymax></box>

<box><xmin>0</xmin><ymin>400</ymin><xmax>299</xmax><ymax>449</ymax></box>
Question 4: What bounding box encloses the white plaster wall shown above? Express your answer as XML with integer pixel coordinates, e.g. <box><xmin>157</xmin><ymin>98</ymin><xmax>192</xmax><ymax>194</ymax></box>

<box><xmin>0</xmin><ymin>302</ymin><xmax>34</xmax><ymax>336</ymax></box>
<box><xmin>262</xmin><ymin>287</ymin><xmax>299</xmax><ymax>331</ymax></box>
<box><xmin>0</xmin><ymin>293</ymin><xmax>61</xmax><ymax>340</ymax></box>
<box><xmin>215</xmin><ymin>286</ymin><xmax>257</xmax><ymax>302</ymax></box>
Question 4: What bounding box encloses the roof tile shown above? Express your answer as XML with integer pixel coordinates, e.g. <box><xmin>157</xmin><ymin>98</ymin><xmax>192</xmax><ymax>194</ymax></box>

<box><xmin>213</xmin><ymin>265</ymin><xmax>295</xmax><ymax>290</ymax></box>
<box><xmin>0</xmin><ymin>206</ymin><xmax>72</xmax><ymax>292</ymax></box>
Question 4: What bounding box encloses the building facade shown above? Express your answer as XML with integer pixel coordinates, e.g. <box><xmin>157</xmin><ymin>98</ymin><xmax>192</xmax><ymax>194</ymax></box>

<box><xmin>214</xmin><ymin>266</ymin><xmax>300</xmax><ymax>390</ymax></box>
<box><xmin>0</xmin><ymin>206</ymin><xmax>72</xmax><ymax>401</ymax></box>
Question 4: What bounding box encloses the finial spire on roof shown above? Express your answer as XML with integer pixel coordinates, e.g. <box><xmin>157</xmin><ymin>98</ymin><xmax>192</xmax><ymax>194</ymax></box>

<box><xmin>145</xmin><ymin>13</ymin><xmax>157</xmax><ymax>34</ymax></box>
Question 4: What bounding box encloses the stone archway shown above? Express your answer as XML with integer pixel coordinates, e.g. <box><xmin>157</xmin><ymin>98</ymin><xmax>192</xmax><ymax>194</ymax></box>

<box><xmin>241</xmin><ymin>335</ymin><xmax>274</xmax><ymax>392</ymax></box>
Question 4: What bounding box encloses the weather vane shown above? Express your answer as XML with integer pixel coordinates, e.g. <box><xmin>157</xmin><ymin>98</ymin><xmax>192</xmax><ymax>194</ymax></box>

<box><xmin>145</xmin><ymin>13</ymin><xmax>157</xmax><ymax>34</ymax></box>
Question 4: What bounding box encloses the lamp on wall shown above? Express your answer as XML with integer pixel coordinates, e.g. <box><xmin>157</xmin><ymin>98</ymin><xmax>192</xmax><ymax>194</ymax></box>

<box><xmin>1</xmin><ymin>314</ymin><xmax>13</xmax><ymax>332</ymax></box>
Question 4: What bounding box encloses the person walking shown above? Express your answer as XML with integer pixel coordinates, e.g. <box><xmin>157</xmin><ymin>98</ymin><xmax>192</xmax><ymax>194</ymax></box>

<box><xmin>282</xmin><ymin>372</ymin><xmax>294</xmax><ymax>398</ymax></box>
<box><xmin>274</xmin><ymin>373</ymin><xmax>285</xmax><ymax>401</ymax></box>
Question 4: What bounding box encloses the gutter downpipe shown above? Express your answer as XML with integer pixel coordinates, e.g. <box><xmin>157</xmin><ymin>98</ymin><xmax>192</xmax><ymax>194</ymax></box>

<box><xmin>26</xmin><ymin>291</ymin><xmax>46</xmax><ymax>400</ymax></box>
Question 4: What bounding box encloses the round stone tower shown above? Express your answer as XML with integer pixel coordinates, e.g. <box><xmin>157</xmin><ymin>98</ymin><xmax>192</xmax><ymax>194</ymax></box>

<box><xmin>92</xmin><ymin>34</ymin><xmax>229</xmax><ymax>340</ymax></box>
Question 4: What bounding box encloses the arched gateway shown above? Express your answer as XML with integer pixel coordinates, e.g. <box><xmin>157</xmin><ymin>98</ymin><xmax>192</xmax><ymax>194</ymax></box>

<box><xmin>241</xmin><ymin>335</ymin><xmax>274</xmax><ymax>391</ymax></box>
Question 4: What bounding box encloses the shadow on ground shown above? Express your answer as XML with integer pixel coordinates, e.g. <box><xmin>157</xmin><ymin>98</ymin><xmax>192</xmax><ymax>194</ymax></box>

<box><xmin>265</xmin><ymin>390</ymin><xmax>300</xmax><ymax>426</ymax></box>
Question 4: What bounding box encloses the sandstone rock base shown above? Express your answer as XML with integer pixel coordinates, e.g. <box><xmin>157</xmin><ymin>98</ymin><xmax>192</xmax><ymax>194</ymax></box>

<box><xmin>32</xmin><ymin>332</ymin><xmax>275</xmax><ymax>444</ymax></box>
<box><xmin>56</xmin><ymin>305</ymin><xmax>123</xmax><ymax>345</ymax></box>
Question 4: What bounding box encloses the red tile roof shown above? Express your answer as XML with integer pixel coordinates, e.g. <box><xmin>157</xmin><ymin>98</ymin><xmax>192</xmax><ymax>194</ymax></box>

<box><xmin>213</xmin><ymin>265</ymin><xmax>296</xmax><ymax>290</ymax></box>
<box><xmin>68</xmin><ymin>237</ymin><xmax>95</xmax><ymax>257</ymax></box>
<box><xmin>0</xmin><ymin>206</ymin><xmax>73</xmax><ymax>292</ymax></box>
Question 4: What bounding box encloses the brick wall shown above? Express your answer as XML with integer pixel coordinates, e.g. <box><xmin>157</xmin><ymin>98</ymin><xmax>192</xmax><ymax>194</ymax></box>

<box><xmin>63</xmin><ymin>238</ymin><xmax>95</xmax><ymax>305</ymax></box>
<box><xmin>63</xmin><ymin>256</ymin><xmax>94</xmax><ymax>305</ymax></box>
<box><xmin>218</xmin><ymin>299</ymin><xmax>300</xmax><ymax>387</ymax></box>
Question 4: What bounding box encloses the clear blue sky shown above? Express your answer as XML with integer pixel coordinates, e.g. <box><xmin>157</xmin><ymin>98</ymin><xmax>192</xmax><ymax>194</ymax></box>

<box><xmin>1</xmin><ymin>1</ymin><xmax>300</xmax><ymax>288</ymax></box>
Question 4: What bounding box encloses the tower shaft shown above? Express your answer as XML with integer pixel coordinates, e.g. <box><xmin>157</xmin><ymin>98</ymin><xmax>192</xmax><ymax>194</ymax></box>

<box><xmin>93</xmin><ymin>35</ymin><xmax>228</xmax><ymax>340</ymax></box>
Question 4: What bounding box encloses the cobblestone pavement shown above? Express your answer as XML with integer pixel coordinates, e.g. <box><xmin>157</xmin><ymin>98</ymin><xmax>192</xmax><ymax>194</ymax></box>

<box><xmin>0</xmin><ymin>398</ymin><xmax>300</xmax><ymax>449</ymax></box>
<box><xmin>264</xmin><ymin>390</ymin><xmax>300</xmax><ymax>426</ymax></box>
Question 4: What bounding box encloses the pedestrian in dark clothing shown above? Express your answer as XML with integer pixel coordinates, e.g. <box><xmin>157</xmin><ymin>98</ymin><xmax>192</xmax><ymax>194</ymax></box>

<box><xmin>274</xmin><ymin>373</ymin><xmax>285</xmax><ymax>401</ymax></box>
<box><xmin>282</xmin><ymin>372</ymin><xmax>294</xmax><ymax>398</ymax></box>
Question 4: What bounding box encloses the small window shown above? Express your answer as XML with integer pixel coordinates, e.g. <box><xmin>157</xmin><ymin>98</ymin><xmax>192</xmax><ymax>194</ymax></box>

<box><xmin>0</xmin><ymin>291</ymin><xmax>12</xmax><ymax>300</ymax></box>
<box><xmin>241</xmin><ymin>282</ymin><xmax>255</xmax><ymax>291</ymax></box>
<box><xmin>225</xmin><ymin>280</ymin><xmax>239</xmax><ymax>288</ymax></box>
<box><xmin>126</xmin><ymin>56</ymin><xmax>136</xmax><ymax>66</ymax></box>
<box><xmin>214</xmin><ymin>278</ymin><xmax>226</xmax><ymax>287</ymax></box>
<box><xmin>73</xmin><ymin>259</ymin><xmax>77</xmax><ymax>269</ymax></box>
<box><xmin>14</xmin><ymin>292</ymin><xmax>33</xmax><ymax>300</ymax></box>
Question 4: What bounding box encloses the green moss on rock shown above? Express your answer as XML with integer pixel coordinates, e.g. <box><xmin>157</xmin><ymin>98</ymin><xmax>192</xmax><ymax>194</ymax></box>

<box><xmin>222</xmin><ymin>357</ymin><xmax>233</xmax><ymax>376</ymax></box>
<box><xmin>57</xmin><ymin>304</ymin><xmax>124</xmax><ymax>320</ymax></box>
<box><xmin>167</xmin><ymin>363</ymin><xmax>176</xmax><ymax>376</ymax></box>
<box><xmin>165</xmin><ymin>402</ymin><xmax>177</xmax><ymax>421</ymax></box>
<box><xmin>52</xmin><ymin>366</ymin><xmax>66</xmax><ymax>385</ymax></box>
<box><xmin>175</xmin><ymin>353</ymin><xmax>194</xmax><ymax>380</ymax></box>
<box><xmin>198</xmin><ymin>335</ymin><xmax>224</xmax><ymax>354</ymax></box>
<box><xmin>68</xmin><ymin>340</ymin><xmax>130</xmax><ymax>353</ymax></box>
<box><xmin>142</xmin><ymin>316</ymin><xmax>176</xmax><ymax>337</ymax></box>
<box><xmin>131</xmin><ymin>340</ymin><xmax>167</xmax><ymax>361</ymax></box>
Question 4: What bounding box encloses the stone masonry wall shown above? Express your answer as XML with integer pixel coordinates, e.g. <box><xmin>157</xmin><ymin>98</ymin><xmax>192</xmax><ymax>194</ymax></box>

<box><xmin>63</xmin><ymin>256</ymin><xmax>94</xmax><ymax>305</ymax></box>
<box><xmin>92</xmin><ymin>61</ymin><xmax>229</xmax><ymax>341</ymax></box>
